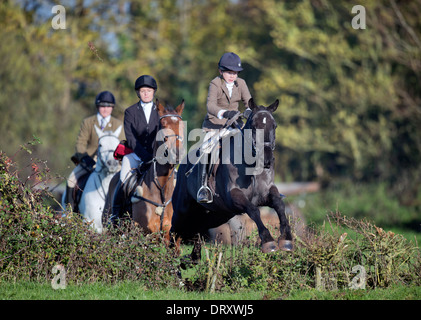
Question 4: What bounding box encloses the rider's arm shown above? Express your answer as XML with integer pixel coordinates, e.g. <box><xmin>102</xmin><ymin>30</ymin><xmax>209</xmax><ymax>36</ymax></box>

<box><xmin>72</xmin><ymin>117</ymin><xmax>93</xmax><ymax>163</ymax></box>
<box><xmin>206</xmin><ymin>78</ymin><xmax>227</xmax><ymax>120</ymax></box>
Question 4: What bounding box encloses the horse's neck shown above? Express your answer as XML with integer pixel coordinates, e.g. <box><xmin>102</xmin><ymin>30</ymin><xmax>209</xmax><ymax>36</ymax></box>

<box><xmin>224</xmin><ymin>131</ymin><xmax>274</xmax><ymax>179</ymax></box>
<box><xmin>140</xmin><ymin>162</ymin><xmax>173</xmax><ymax>204</ymax></box>
<box><xmin>145</xmin><ymin>162</ymin><xmax>174</xmax><ymax>183</ymax></box>
<box><xmin>94</xmin><ymin>161</ymin><xmax>105</xmax><ymax>176</ymax></box>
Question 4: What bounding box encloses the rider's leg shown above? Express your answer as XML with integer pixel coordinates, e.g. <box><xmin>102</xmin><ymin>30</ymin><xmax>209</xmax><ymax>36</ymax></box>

<box><xmin>109</xmin><ymin>179</ymin><xmax>125</xmax><ymax>226</ymax></box>
<box><xmin>65</xmin><ymin>164</ymin><xmax>88</xmax><ymax>212</ymax></box>
<box><xmin>110</xmin><ymin>153</ymin><xmax>141</xmax><ymax>225</ymax></box>
<box><xmin>197</xmin><ymin>130</ymin><xmax>220</xmax><ymax>204</ymax></box>
<box><xmin>197</xmin><ymin>152</ymin><xmax>213</xmax><ymax>203</ymax></box>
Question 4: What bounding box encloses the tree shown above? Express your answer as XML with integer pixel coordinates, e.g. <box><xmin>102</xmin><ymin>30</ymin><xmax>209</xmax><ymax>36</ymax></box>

<box><xmin>249</xmin><ymin>0</ymin><xmax>420</xmax><ymax>203</ymax></box>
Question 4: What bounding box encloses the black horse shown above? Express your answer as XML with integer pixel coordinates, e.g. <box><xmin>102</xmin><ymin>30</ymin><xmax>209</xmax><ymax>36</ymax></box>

<box><xmin>171</xmin><ymin>98</ymin><xmax>293</xmax><ymax>262</ymax></box>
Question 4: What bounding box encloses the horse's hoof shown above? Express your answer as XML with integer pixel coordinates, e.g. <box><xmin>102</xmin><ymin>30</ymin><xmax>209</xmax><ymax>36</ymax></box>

<box><xmin>261</xmin><ymin>241</ymin><xmax>279</xmax><ymax>253</ymax></box>
<box><xmin>278</xmin><ymin>239</ymin><xmax>294</xmax><ymax>252</ymax></box>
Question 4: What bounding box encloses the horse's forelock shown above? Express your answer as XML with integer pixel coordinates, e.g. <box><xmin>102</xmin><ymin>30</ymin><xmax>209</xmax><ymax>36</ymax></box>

<box><xmin>246</xmin><ymin>108</ymin><xmax>275</xmax><ymax>130</ymax></box>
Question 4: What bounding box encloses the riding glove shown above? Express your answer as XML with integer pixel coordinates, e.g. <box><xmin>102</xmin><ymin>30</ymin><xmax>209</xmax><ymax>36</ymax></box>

<box><xmin>223</xmin><ymin>110</ymin><xmax>238</xmax><ymax>119</ymax></box>
<box><xmin>80</xmin><ymin>155</ymin><xmax>96</xmax><ymax>170</ymax></box>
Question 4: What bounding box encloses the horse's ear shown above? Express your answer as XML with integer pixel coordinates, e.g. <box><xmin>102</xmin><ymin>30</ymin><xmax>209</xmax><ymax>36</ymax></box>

<box><xmin>267</xmin><ymin>99</ymin><xmax>279</xmax><ymax>113</ymax></box>
<box><xmin>94</xmin><ymin>124</ymin><xmax>103</xmax><ymax>138</ymax></box>
<box><xmin>248</xmin><ymin>98</ymin><xmax>258</xmax><ymax>112</ymax></box>
<box><xmin>175</xmin><ymin>99</ymin><xmax>185</xmax><ymax>115</ymax></box>
<box><xmin>156</xmin><ymin>98</ymin><xmax>165</xmax><ymax>116</ymax></box>
<box><xmin>114</xmin><ymin>125</ymin><xmax>123</xmax><ymax>138</ymax></box>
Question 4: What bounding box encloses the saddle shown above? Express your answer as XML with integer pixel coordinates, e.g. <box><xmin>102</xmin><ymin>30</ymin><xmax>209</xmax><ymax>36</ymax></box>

<box><xmin>119</xmin><ymin>162</ymin><xmax>151</xmax><ymax>217</ymax></box>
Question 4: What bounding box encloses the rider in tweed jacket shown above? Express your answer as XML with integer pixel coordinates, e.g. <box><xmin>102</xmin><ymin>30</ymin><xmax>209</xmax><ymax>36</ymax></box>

<box><xmin>197</xmin><ymin>52</ymin><xmax>252</xmax><ymax>203</ymax></box>
<box><xmin>65</xmin><ymin>91</ymin><xmax>124</xmax><ymax>211</ymax></box>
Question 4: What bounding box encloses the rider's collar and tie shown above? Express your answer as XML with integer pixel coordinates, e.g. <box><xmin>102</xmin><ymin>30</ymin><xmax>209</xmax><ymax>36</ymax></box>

<box><xmin>97</xmin><ymin>114</ymin><xmax>111</xmax><ymax>130</ymax></box>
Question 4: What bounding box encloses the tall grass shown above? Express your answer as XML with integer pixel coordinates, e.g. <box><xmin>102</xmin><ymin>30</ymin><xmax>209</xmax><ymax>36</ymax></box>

<box><xmin>180</xmin><ymin>212</ymin><xmax>420</xmax><ymax>294</ymax></box>
<box><xmin>288</xmin><ymin>181</ymin><xmax>421</xmax><ymax>243</ymax></box>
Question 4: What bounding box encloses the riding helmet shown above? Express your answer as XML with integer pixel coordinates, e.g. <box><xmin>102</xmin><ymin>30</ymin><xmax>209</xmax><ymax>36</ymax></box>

<box><xmin>134</xmin><ymin>75</ymin><xmax>158</xmax><ymax>91</ymax></box>
<box><xmin>218</xmin><ymin>52</ymin><xmax>243</xmax><ymax>72</ymax></box>
<box><xmin>95</xmin><ymin>91</ymin><xmax>115</xmax><ymax>107</ymax></box>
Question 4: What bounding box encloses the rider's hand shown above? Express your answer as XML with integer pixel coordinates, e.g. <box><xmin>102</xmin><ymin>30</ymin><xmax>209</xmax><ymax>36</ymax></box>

<box><xmin>223</xmin><ymin>110</ymin><xmax>238</xmax><ymax>119</ymax></box>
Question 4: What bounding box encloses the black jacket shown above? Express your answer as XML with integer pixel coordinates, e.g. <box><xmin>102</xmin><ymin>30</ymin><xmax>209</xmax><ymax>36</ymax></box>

<box><xmin>124</xmin><ymin>101</ymin><xmax>159</xmax><ymax>162</ymax></box>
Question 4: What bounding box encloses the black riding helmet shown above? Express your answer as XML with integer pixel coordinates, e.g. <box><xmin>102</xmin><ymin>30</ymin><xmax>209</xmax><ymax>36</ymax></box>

<box><xmin>95</xmin><ymin>91</ymin><xmax>115</xmax><ymax>107</ymax></box>
<box><xmin>134</xmin><ymin>75</ymin><xmax>158</xmax><ymax>91</ymax></box>
<box><xmin>218</xmin><ymin>52</ymin><xmax>243</xmax><ymax>72</ymax></box>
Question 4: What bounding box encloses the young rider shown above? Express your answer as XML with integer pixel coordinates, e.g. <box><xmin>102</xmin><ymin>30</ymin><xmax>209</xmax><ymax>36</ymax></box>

<box><xmin>197</xmin><ymin>52</ymin><xmax>252</xmax><ymax>203</ymax></box>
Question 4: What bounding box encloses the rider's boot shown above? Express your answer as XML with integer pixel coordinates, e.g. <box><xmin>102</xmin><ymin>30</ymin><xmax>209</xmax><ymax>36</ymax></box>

<box><xmin>109</xmin><ymin>180</ymin><xmax>125</xmax><ymax>226</ymax></box>
<box><xmin>65</xmin><ymin>185</ymin><xmax>76</xmax><ymax>211</ymax></box>
<box><xmin>196</xmin><ymin>162</ymin><xmax>213</xmax><ymax>203</ymax></box>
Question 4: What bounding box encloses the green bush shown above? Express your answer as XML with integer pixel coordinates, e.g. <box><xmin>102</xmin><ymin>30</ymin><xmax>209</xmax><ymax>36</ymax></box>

<box><xmin>0</xmin><ymin>150</ymin><xmax>180</xmax><ymax>288</ymax></box>
<box><xmin>182</xmin><ymin>211</ymin><xmax>420</xmax><ymax>294</ymax></box>
<box><xmin>1</xmin><ymin>147</ymin><xmax>419</xmax><ymax>294</ymax></box>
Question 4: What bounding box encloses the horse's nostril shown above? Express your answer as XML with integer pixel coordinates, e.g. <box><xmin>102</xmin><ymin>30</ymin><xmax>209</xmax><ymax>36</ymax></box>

<box><xmin>107</xmin><ymin>160</ymin><xmax>118</xmax><ymax>167</ymax></box>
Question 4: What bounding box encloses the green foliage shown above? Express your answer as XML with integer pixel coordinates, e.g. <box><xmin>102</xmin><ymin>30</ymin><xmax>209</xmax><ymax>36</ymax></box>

<box><xmin>182</xmin><ymin>212</ymin><xmax>420</xmax><ymax>294</ymax></box>
<box><xmin>0</xmin><ymin>151</ymin><xmax>180</xmax><ymax>288</ymax></box>
<box><xmin>253</xmin><ymin>0</ymin><xmax>421</xmax><ymax>202</ymax></box>
<box><xmin>1</xmin><ymin>1</ymin><xmax>419</xmax><ymax>205</ymax></box>
<box><xmin>1</xmin><ymin>281</ymin><xmax>420</xmax><ymax>300</ymax></box>
<box><xmin>290</xmin><ymin>180</ymin><xmax>421</xmax><ymax>237</ymax></box>
<box><xmin>0</xmin><ymin>150</ymin><xmax>420</xmax><ymax>295</ymax></box>
<box><xmin>1</xmin><ymin>0</ymin><xmax>420</xmax><ymax>294</ymax></box>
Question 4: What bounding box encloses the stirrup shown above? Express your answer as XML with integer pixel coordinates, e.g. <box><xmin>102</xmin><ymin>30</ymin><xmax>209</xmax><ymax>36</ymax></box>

<box><xmin>197</xmin><ymin>185</ymin><xmax>213</xmax><ymax>203</ymax></box>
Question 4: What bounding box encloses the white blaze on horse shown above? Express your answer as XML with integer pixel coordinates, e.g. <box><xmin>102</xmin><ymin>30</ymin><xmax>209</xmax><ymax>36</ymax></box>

<box><xmin>78</xmin><ymin>125</ymin><xmax>122</xmax><ymax>233</ymax></box>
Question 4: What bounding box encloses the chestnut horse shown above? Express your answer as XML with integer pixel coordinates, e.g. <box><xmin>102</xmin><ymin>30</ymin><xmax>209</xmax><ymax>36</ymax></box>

<box><xmin>105</xmin><ymin>100</ymin><xmax>185</xmax><ymax>240</ymax></box>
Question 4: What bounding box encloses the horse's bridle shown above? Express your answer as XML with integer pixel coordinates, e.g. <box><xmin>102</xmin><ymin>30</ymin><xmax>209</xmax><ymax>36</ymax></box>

<box><xmin>248</xmin><ymin>110</ymin><xmax>276</xmax><ymax>153</ymax></box>
<box><xmin>97</xmin><ymin>133</ymin><xmax>120</xmax><ymax>171</ymax></box>
<box><xmin>159</xmin><ymin>114</ymin><xmax>184</xmax><ymax>142</ymax></box>
<box><xmin>91</xmin><ymin>133</ymin><xmax>121</xmax><ymax>200</ymax></box>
